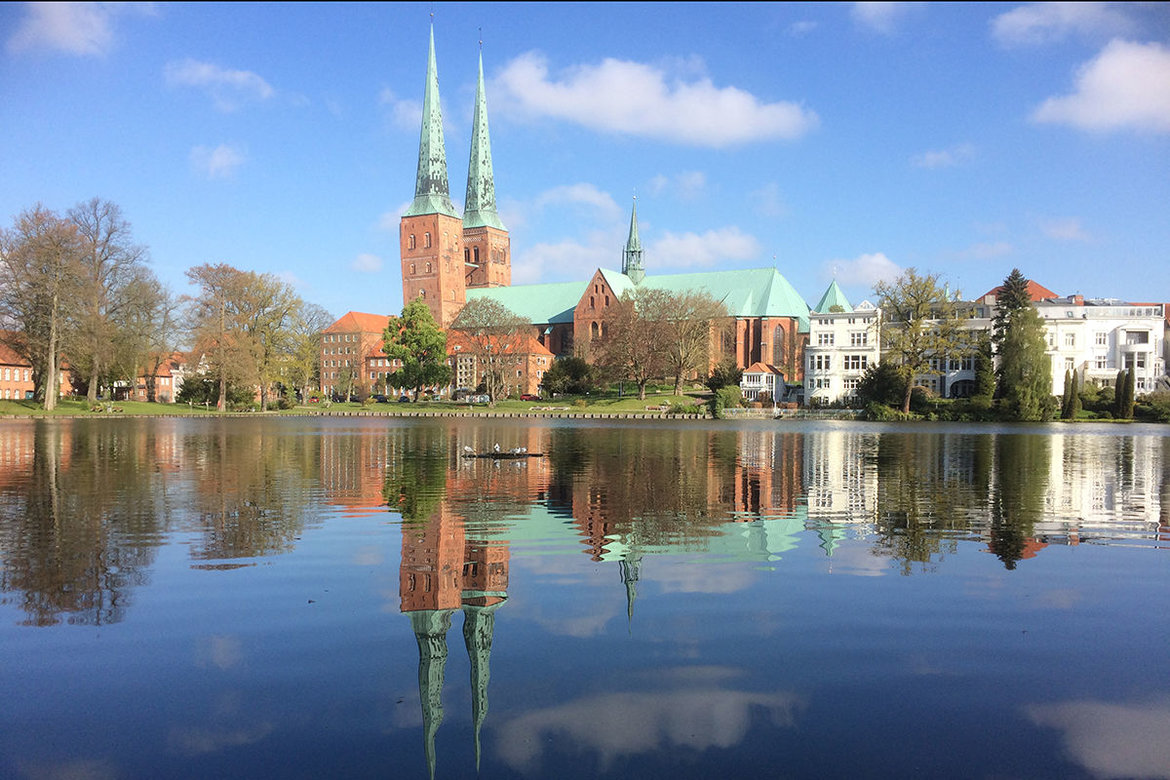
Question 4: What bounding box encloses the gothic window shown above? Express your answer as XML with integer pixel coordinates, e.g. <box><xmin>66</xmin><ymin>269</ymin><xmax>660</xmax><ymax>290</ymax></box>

<box><xmin>773</xmin><ymin>325</ymin><xmax>786</xmax><ymax>366</ymax></box>
<box><xmin>425</xmin><ymin>262</ymin><xmax>432</xmax><ymax>273</ymax></box>
<box><xmin>601</xmin><ymin>322</ymin><xmax>610</xmax><ymax>339</ymax></box>
<box><xmin>424</xmin><ymin>232</ymin><xmax>431</xmax><ymax>248</ymax></box>
<box><xmin>419</xmin><ymin>289</ymin><xmax>426</xmax><ymax>299</ymax></box>
<box><xmin>590</xmin><ymin>296</ymin><xmax>595</xmax><ymax>309</ymax></box>
<box><xmin>410</xmin><ymin>263</ymin><xmax>416</xmax><ymax>275</ymax></box>
<box><xmin>591</xmin><ymin>322</ymin><xmax>599</xmax><ymax>339</ymax></box>
<box><xmin>408</xmin><ymin>234</ymin><xmax>416</xmax><ymax>249</ymax></box>
<box><xmin>464</xmin><ymin>248</ymin><xmax>470</xmax><ymax>264</ymax></box>
<box><xmin>473</xmin><ymin>247</ymin><xmax>480</xmax><ymax>264</ymax></box>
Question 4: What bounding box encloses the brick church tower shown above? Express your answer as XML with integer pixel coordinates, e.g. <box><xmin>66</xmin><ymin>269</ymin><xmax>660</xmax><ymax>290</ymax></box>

<box><xmin>401</xmin><ymin>30</ymin><xmax>509</xmax><ymax>327</ymax></box>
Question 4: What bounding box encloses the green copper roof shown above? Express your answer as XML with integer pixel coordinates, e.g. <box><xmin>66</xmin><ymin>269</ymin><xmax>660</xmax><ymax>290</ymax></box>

<box><xmin>467</xmin><ymin>266</ymin><xmax>811</xmax><ymax>332</ymax></box>
<box><xmin>463</xmin><ymin>52</ymin><xmax>505</xmax><ymax>231</ymax></box>
<box><xmin>622</xmin><ymin>199</ymin><xmax>644</xmax><ymax>284</ymax></box>
<box><xmin>405</xmin><ymin>26</ymin><xmax>460</xmax><ymax>219</ymax></box>
<box><xmin>813</xmin><ymin>279</ymin><xmax>852</xmax><ymax>313</ymax></box>
<box><xmin>465</xmin><ymin>279</ymin><xmax>584</xmax><ymax>324</ymax></box>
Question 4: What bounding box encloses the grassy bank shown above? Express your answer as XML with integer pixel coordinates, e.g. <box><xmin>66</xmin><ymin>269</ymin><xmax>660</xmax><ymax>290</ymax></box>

<box><xmin>0</xmin><ymin>392</ymin><xmax>707</xmax><ymax>418</ymax></box>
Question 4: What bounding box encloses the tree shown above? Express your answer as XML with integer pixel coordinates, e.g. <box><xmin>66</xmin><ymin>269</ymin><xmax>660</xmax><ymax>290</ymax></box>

<box><xmin>450</xmin><ymin>297</ymin><xmax>530</xmax><ymax>403</ymax></box>
<box><xmin>0</xmin><ymin>205</ymin><xmax>84</xmax><ymax>409</ymax></box>
<box><xmin>184</xmin><ymin>263</ymin><xmax>256</xmax><ymax>411</ymax></box>
<box><xmin>1069</xmin><ymin>370</ymin><xmax>1082</xmax><ymax>419</ymax></box>
<box><xmin>383</xmin><ymin>299</ymin><xmax>452</xmax><ymax>400</ymax></box>
<box><xmin>992</xmin><ymin>269</ymin><xmax>1053</xmax><ymax>420</ymax></box>
<box><xmin>541</xmin><ymin>355</ymin><xmax>594</xmax><ymax>396</ymax></box>
<box><xmin>1061</xmin><ymin>370</ymin><xmax>1073</xmax><ymax>419</ymax></box>
<box><xmin>593</xmin><ymin>291</ymin><xmax>668</xmax><ymax>400</ymax></box>
<box><xmin>1122</xmin><ymin>368</ymin><xmax>1135</xmax><ymax>419</ymax></box>
<box><xmin>66</xmin><ymin>198</ymin><xmax>150</xmax><ymax>404</ymax></box>
<box><xmin>648</xmin><ymin>289</ymin><xmax>727</xmax><ymax>396</ymax></box>
<box><xmin>236</xmin><ymin>272</ymin><xmax>303</xmax><ymax>410</ymax></box>
<box><xmin>972</xmin><ymin>332</ymin><xmax>996</xmax><ymax>404</ymax></box>
<box><xmin>284</xmin><ymin>303</ymin><xmax>334</xmax><ymax>402</ymax></box>
<box><xmin>705</xmin><ymin>359</ymin><xmax>743</xmax><ymax>392</ymax></box>
<box><xmin>874</xmin><ymin>268</ymin><xmax>965</xmax><ymax>414</ymax></box>
<box><xmin>856</xmin><ymin>361</ymin><xmax>907</xmax><ymax>408</ymax></box>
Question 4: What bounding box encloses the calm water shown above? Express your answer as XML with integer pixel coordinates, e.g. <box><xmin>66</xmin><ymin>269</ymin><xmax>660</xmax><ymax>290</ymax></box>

<box><xmin>1</xmin><ymin>417</ymin><xmax>1168</xmax><ymax>779</ymax></box>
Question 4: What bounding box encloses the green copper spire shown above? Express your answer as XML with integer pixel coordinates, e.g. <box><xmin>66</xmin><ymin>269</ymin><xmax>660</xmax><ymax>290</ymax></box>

<box><xmin>405</xmin><ymin>25</ymin><xmax>460</xmax><ymax>219</ymax></box>
<box><xmin>623</xmin><ymin>198</ymin><xmax>645</xmax><ymax>285</ymax></box>
<box><xmin>462</xmin><ymin>601</ymin><xmax>503</xmax><ymax>772</ymax></box>
<box><xmin>463</xmin><ymin>50</ymin><xmax>506</xmax><ymax>231</ymax></box>
<box><xmin>813</xmin><ymin>279</ymin><xmax>853</xmax><ymax>313</ymax></box>
<box><xmin>410</xmin><ymin>608</ymin><xmax>455</xmax><ymax>780</ymax></box>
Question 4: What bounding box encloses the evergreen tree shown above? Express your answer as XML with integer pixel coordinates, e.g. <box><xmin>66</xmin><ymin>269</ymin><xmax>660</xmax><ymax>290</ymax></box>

<box><xmin>1061</xmin><ymin>369</ymin><xmax>1073</xmax><ymax>419</ymax></box>
<box><xmin>973</xmin><ymin>333</ymin><xmax>996</xmax><ymax>400</ymax></box>
<box><xmin>992</xmin><ymin>269</ymin><xmax>1052</xmax><ymax>420</ymax></box>
<box><xmin>1123</xmin><ymin>368</ymin><xmax>1136</xmax><ymax>419</ymax></box>
<box><xmin>1113</xmin><ymin>370</ymin><xmax>1126</xmax><ymax>418</ymax></box>
<box><xmin>1069</xmin><ymin>370</ymin><xmax>1082</xmax><ymax>419</ymax></box>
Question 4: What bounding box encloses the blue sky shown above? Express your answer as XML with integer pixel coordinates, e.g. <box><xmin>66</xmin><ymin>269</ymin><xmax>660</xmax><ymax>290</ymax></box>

<box><xmin>2</xmin><ymin>2</ymin><xmax>1168</xmax><ymax>320</ymax></box>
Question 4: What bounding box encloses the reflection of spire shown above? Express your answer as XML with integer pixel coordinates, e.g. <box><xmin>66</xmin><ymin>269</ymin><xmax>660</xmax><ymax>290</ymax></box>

<box><xmin>410</xmin><ymin>608</ymin><xmax>455</xmax><ymax>780</ymax></box>
<box><xmin>619</xmin><ymin>552</ymin><xmax>642</xmax><ymax>627</ymax></box>
<box><xmin>462</xmin><ymin>600</ymin><xmax>504</xmax><ymax>771</ymax></box>
<box><xmin>816</xmin><ymin>523</ymin><xmax>848</xmax><ymax>557</ymax></box>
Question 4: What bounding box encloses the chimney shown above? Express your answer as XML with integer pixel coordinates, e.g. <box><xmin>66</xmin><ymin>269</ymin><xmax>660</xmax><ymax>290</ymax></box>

<box><xmin>1073</xmin><ymin>294</ymin><xmax>1084</xmax><ymax>306</ymax></box>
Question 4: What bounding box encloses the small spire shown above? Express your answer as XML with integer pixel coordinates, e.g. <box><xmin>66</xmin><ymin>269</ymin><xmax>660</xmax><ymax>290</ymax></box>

<box><xmin>623</xmin><ymin>197</ymin><xmax>645</xmax><ymax>284</ymax></box>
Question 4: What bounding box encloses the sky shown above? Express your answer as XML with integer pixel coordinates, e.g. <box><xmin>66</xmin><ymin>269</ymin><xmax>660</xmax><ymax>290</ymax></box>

<box><xmin>2</xmin><ymin>2</ymin><xmax>1169</xmax><ymax>321</ymax></box>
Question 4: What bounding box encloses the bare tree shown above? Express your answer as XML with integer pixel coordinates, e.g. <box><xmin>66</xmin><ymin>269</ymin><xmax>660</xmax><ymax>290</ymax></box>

<box><xmin>118</xmin><ymin>271</ymin><xmax>181</xmax><ymax>402</ymax></box>
<box><xmin>66</xmin><ymin>198</ymin><xmax>149</xmax><ymax>403</ymax></box>
<box><xmin>450</xmin><ymin>298</ymin><xmax>531</xmax><ymax>403</ymax></box>
<box><xmin>0</xmin><ymin>205</ymin><xmax>84</xmax><ymax>409</ymax></box>
<box><xmin>185</xmin><ymin>264</ymin><xmax>255</xmax><ymax>411</ymax></box>
<box><xmin>645</xmin><ymin>289</ymin><xmax>727</xmax><ymax>396</ymax></box>
<box><xmin>285</xmin><ymin>303</ymin><xmax>333</xmax><ymax>402</ymax></box>
<box><xmin>594</xmin><ymin>291</ymin><xmax>668</xmax><ymax>400</ymax></box>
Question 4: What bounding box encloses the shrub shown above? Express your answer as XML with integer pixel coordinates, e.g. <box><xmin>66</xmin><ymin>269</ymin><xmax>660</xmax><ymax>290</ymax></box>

<box><xmin>572</xmin><ymin>398</ymin><xmax>588</xmax><ymax>409</ymax></box>
<box><xmin>667</xmin><ymin>402</ymin><xmax>702</xmax><ymax>415</ymax></box>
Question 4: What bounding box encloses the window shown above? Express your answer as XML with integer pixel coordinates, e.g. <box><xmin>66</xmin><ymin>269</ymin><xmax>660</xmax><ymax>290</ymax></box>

<box><xmin>1095</xmin><ymin>356</ymin><xmax>1108</xmax><ymax>370</ymax></box>
<box><xmin>1096</xmin><ymin>332</ymin><xmax>1107</xmax><ymax>346</ymax></box>
<box><xmin>473</xmin><ymin>247</ymin><xmax>479</xmax><ymax>264</ymax></box>
<box><xmin>844</xmin><ymin>355</ymin><xmax>868</xmax><ymax>371</ymax></box>
<box><xmin>408</xmin><ymin>234</ymin><xmax>416</xmax><ymax>249</ymax></box>
<box><xmin>1065</xmin><ymin>358</ymin><xmax>1074</xmax><ymax>372</ymax></box>
<box><xmin>811</xmin><ymin>354</ymin><xmax>831</xmax><ymax>370</ymax></box>
<box><xmin>1064</xmin><ymin>333</ymin><xmax>1075</xmax><ymax>348</ymax></box>
<box><xmin>849</xmin><ymin>331</ymin><xmax>867</xmax><ymax>347</ymax></box>
<box><xmin>464</xmin><ymin>248</ymin><xmax>470</xmax><ymax>264</ymax></box>
<box><xmin>425</xmin><ymin>262</ymin><xmax>431</xmax><ymax>274</ymax></box>
<box><xmin>817</xmin><ymin>332</ymin><xmax>834</xmax><ymax>346</ymax></box>
<box><xmin>410</xmin><ymin>263</ymin><xmax>416</xmax><ymax>275</ymax></box>
<box><xmin>424</xmin><ymin>232</ymin><xmax>431</xmax><ymax>248</ymax></box>
<box><xmin>843</xmin><ymin>378</ymin><xmax>860</xmax><ymax>392</ymax></box>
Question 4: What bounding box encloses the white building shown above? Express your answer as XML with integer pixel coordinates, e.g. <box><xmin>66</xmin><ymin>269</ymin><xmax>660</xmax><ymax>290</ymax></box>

<box><xmin>804</xmin><ymin>281</ymin><xmax>881</xmax><ymax>406</ymax></box>
<box><xmin>740</xmin><ymin>362</ymin><xmax>786</xmax><ymax>402</ymax></box>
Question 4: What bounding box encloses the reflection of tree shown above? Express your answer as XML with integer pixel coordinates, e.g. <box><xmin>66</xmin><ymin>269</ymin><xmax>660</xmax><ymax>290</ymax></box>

<box><xmin>382</xmin><ymin>426</ymin><xmax>450</xmax><ymax>524</ymax></box>
<box><xmin>0</xmin><ymin>422</ymin><xmax>165</xmax><ymax>625</ymax></box>
<box><xmin>988</xmin><ymin>435</ymin><xmax>1050</xmax><ymax>569</ymax></box>
<box><xmin>871</xmin><ymin>434</ymin><xmax>971</xmax><ymax>574</ymax></box>
<box><xmin>180</xmin><ymin>422</ymin><xmax>317</xmax><ymax>562</ymax></box>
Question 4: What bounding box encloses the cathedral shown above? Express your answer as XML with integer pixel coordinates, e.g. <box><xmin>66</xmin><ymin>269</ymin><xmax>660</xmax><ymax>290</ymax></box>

<box><xmin>400</xmin><ymin>26</ymin><xmax>811</xmax><ymax>382</ymax></box>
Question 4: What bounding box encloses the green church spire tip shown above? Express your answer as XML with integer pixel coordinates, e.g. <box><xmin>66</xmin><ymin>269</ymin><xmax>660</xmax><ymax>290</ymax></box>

<box><xmin>623</xmin><ymin>197</ymin><xmax>645</xmax><ymax>285</ymax></box>
<box><xmin>463</xmin><ymin>49</ymin><xmax>506</xmax><ymax>231</ymax></box>
<box><xmin>405</xmin><ymin>24</ymin><xmax>460</xmax><ymax>220</ymax></box>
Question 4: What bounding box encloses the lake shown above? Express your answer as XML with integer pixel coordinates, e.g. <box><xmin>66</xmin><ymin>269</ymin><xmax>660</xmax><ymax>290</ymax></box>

<box><xmin>1</xmin><ymin>416</ymin><xmax>1167</xmax><ymax>779</ymax></box>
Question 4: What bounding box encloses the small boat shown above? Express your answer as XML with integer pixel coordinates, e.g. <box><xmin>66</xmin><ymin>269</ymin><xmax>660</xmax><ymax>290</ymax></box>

<box><xmin>461</xmin><ymin>446</ymin><xmax>543</xmax><ymax>460</ymax></box>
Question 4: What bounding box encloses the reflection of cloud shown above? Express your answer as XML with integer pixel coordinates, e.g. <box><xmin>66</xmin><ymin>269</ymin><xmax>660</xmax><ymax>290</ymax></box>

<box><xmin>1027</xmin><ymin>697</ymin><xmax>1170</xmax><ymax>779</ymax></box>
<box><xmin>17</xmin><ymin>758</ymin><xmax>118</xmax><ymax>780</ymax></box>
<box><xmin>195</xmin><ymin>634</ymin><xmax>243</xmax><ymax>670</ymax></box>
<box><xmin>168</xmin><ymin>722</ymin><xmax>275</xmax><ymax>756</ymax></box>
<box><xmin>648</xmin><ymin>561</ymin><xmax>758</xmax><ymax>594</ymax></box>
<box><xmin>826</xmin><ymin>543</ymin><xmax>888</xmax><ymax>577</ymax></box>
<box><xmin>495</xmin><ymin>687</ymin><xmax>804</xmax><ymax>774</ymax></box>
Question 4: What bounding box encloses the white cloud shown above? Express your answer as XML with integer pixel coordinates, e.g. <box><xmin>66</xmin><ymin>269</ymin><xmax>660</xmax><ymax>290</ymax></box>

<box><xmin>1032</xmin><ymin>40</ymin><xmax>1170</xmax><ymax>134</ymax></box>
<box><xmin>351</xmin><ymin>253</ymin><xmax>382</xmax><ymax>273</ymax></box>
<box><xmin>787</xmin><ymin>20</ymin><xmax>819</xmax><ymax>37</ymax></box>
<box><xmin>6</xmin><ymin>2</ymin><xmax>152</xmax><ymax>56</ymax></box>
<box><xmin>648</xmin><ymin>227</ymin><xmax>761</xmax><ymax>269</ymax></box>
<box><xmin>534</xmin><ymin>183</ymin><xmax>622</xmax><ymax>219</ymax></box>
<box><xmin>992</xmin><ymin>3</ymin><xmax>1136</xmax><ymax>47</ymax></box>
<box><xmin>1027</xmin><ymin>698</ymin><xmax>1170</xmax><ymax>779</ymax></box>
<box><xmin>190</xmin><ymin>144</ymin><xmax>245</xmax><ymax>179</ymax></box>
<box><xmin>492</xmin><ymin>52</ymin><xmax>818</xmax><ymax>147</ymax></box>
<box><xmin>962</xmin><ymin>241</ymin><xmax>1015</xmax><ymax>259</ymax></box>
<box><xmin>496</xmin><ymin>687</ymin><xmax>803</xmax><ymax>773</ymax></box>
<box><xmin>646</xmin><ymin>171</ymin><xmax>706</xmax><ymax>200</ymax></box>
<box><xmin>911</xmin><ymin>143</ymin><xmax>975</xmax><ymax>169</ymax></box>
<box><xmin>376</xmin><ymin>201</ymin><xmax>413</xmax><ymax>232</ymax></box>
<box><xmin>823</xmin><ymin>252</ymin><xmax>902</xmax><ymax>287</ymax></box>
<box><xmin>166</xmin><ymin>59</ymin><xmax>274</xmax><ymax>112</ymax></box>
<box><xmin>751</xmin><ymin>182</ymin><xmax>788</xmax><ymax>218</ymax></box>
<box><xmin>852</xmin><ymin>3</ymin><xmax>912</xmax><ymax>34</ymax></box>
<box><xmin>379</xmin><ymin>87</ymin><xmax>423</xmax><ymax>130</ymax></box>
<box><xmin>1040</xmin><ymin>217</ymin><xmax>1091</xmax><ymax>242</ymax></box>
<box><xmin>512</xmin><ymin>239</ymin><xmax>613</xmax><ymax>285</ymax></box>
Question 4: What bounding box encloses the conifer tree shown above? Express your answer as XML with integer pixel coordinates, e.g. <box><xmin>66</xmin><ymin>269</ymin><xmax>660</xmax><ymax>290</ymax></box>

<box><xmin>1061</xmin><ymin>369</ymin><xmax>1073</xmax><ymax>419</ymax></box>
<box><xmin>992</xmin><ymin>269</ymin><xmax>1052</xmax><ymax>420</ymax></box>
<box><xmin>1114</xmin><ymin>370</ymin><xmax>1126</xmax><ymax>418</ymax></box>
<box><xmin>1123</xmin><ymin>368</ymin><xmax>1135</xmax><ymax>419</ymax></box>
<box><xmin>1068</xmin><ymin>369</ymin><xmax>1082</xmax><ymax>419</ymax></box>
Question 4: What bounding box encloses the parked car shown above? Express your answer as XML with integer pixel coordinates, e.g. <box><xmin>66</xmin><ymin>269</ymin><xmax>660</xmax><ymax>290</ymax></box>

<box><xmin>372</xmin><ymin>394</ymin><xmax>388</xmax><ymax>403</ymax></box>
<box><xmin>397</xmin><ymin>395</ymin><xmax>411</xmax><ymax>403</ymax></box>
<box><xmin>520</xmin><ymin>393</ymin><xmax>540</xmax><ymax>401</ymax></box>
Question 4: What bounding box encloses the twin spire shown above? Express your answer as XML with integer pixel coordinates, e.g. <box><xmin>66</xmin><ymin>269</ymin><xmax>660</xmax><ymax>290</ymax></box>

<box><xmin>405</xmin><ymin>25</ymin><xmax>504</xmax><ymax>231</ymax></box>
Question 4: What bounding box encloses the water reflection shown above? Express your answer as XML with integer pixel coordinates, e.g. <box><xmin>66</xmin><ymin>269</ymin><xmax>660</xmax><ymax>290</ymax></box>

<box><xmin>0</xmin><ymin>419</ymin><xmax>1167</xmax><ymax>778</ymax></box>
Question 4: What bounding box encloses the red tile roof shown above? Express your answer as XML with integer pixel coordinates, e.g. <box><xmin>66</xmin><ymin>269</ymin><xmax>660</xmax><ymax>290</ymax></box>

<box><xmin>979</xmin><ymin>280</ymin><xmax>1058</xmax><ymax>302</ymax></box>
<box><xmin>324</xmin><ymin>311</ymin><xmax>390</xmax><ymax>334</ymax></box>
<box><xmin>743</xmin><ymin>362</ymin><xmax>784</xmax><ymax>375</ymax></box>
